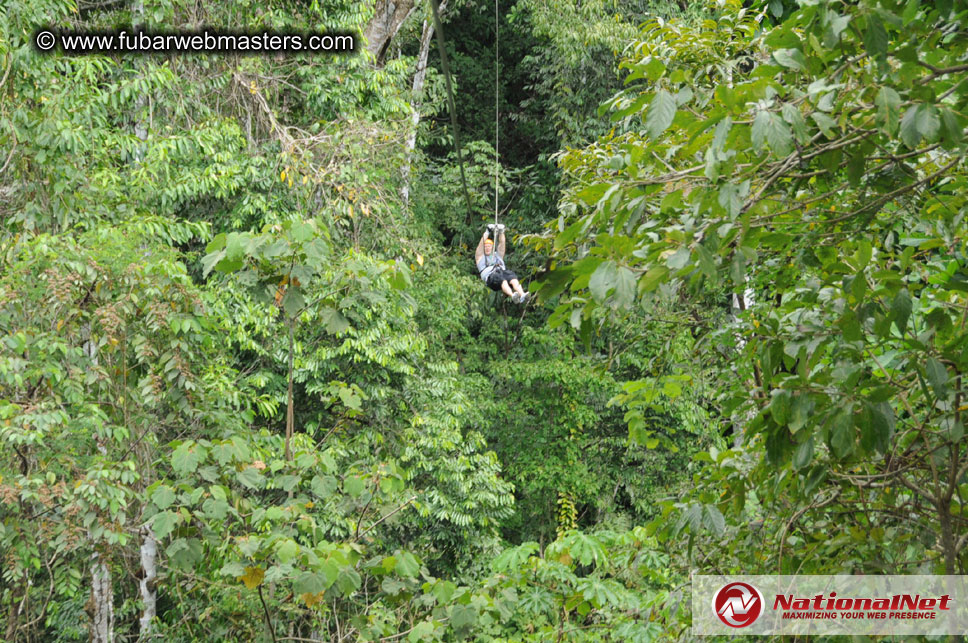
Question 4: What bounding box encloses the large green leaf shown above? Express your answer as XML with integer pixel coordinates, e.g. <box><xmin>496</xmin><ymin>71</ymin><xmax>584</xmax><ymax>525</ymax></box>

<box><xmin>645</xmin><ymin>90</ymin><xmax>676</xmax><ymax>139</ymax></box>
<box><xmin>281</xmin><ymin>287</ymin><xmax>305</xmax><ymax>318</ymax></box>
<box><xmin>718</xmin><ymin>181</ymin><xmax>748</xmax><ymax>217</ymax></box>
<box><xmin>150</xmin><ymin>485</ymin><xmax>176</xmax><ymax>510</ymax></box>
<box><xmin>701</xmin><ymin>505</ymin><xmax>725</xmax><ymax>535</ymax></box>
<box><xmin>925</xmin><ymin>357</ymin><xmax>948</xmax><ymax>399</ymax></box>
<box><xmin>171</xmin><ymin>441</ymin><xmax>203</xmax><ymax>474</ymax></box>
<box><xmin>449</xmin><ymin>604</ymin><xmax>477</xmax><ymax>630</ymax></box>
<box><xmin>751</xmin><ymin>110</ymin><xmax>793</xmax><ymax>156</ymax></box>
<box><xmin>276</xmin><ymin>539</ymin><xmax>300</xmax><ymax>564</ymax></box>
<box><xmin>321</xmin><ymin>306</ymin><xmax>350</xmax><ymax>334</ymax></box>
<box><xmin>773</xmin><ymin>48</ymin><xmax>806</xmax><ymax>71</ymax></box>
<box><xmin>639</xmin><ymin>265</ymin><xmax>669</xmax><ymax>292</ymax></box>
<box><xmin>792</xmin><ymin>437</ymin><xmax>814</xmax><ymax>470</ymax></box>
<box><xmin>336</xmin><ymin>567</ymin><xmax>361</xmax><ymax>594</ymax></box>
<box><xmin>892</xmin><ymin>290</ymin><xmax>912</xmax><ymax>334</ymax></box>
<box><xmin>940</xmin><ymin>108</ymin><xmax>964</xmax><ymax>145</ymax></box>
<box><xmin>875</xmin><ymin>86</ymin><xmax>901</xmax><ymax>135</ymax></box>
<box><xmin>201</xmin><ymin>249</ymin><xmax>225</xmax><ymax>277</ymax></box>
<box><xmin>407</xmin><ymin>622</ymin><xmax>435</xmax><ymax>643</ymax></box>
<box><xmin>861</xmin><ymin>401</ymin><xmax>894</xmax><ymax>454</ymax></box>
<box><xmin>864</xmin><ymin>16</ymin><xmax>888</xmax><ymax>59</ymax></box>
<box><xmin>917</xmin><ymin>105</ymin><xmax>940</xmax><ymax>141</ymax></box>
<box><xmin>589</xmin><ymin>260</ymin><xmax>618</xmax><ymax>302</ymax></box>
<box><xmin>900</xmin><ymin>105</ymin><xmax>921</xmax><ymax>148</ymax></box>
<box><xmin>151</xmin><ymin>511</ymin><xmax>179</xmax><ymax>540</ymax></box>
<box><xmin>829</xmin><ymin>408</ymin><xmax>855</xmax><ymax>458</ymax></box>
<box><xmin>293</xmin><ymin>571</ymin><xmax>326</xmax><ymax>595</ymax></box>
<box><xmin>394</xmin><ymin>551</ymin><xmax>421</xmax><ymax>578</ymax></box>
<box><xmin>613</xmin><ymin>266</ymin><xmax>637</xmax><ymax>308</ymax></box>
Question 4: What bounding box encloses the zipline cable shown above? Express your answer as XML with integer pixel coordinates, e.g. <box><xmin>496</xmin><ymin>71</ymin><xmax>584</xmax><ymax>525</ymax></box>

<box><xmin>428</xmin><ymin>0</ymin><xmax>474</xmax><ymax>223</ymax></box>
<box><xmin>494</xmin><ymin>0</ymin><xmax>500</xmax><ymax>232</ymax></box>
<box><xmin>430</xmin><ymin>0</ymin><xmax>513</xmax><ymax>287</ymax></box>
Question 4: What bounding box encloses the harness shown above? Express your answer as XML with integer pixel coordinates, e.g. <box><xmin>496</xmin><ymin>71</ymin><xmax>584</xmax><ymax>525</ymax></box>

<box><xmin>478</xmin><ymin>251</ymin><xmax>504</xmax><ymax>280</ymax></box>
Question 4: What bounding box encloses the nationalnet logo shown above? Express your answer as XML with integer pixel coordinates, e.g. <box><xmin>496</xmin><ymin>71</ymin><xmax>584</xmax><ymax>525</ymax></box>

<box><xmin>773</xmin><ymin>590</ymin><xmax>951</xmax><ymax>620</ymax></box>
<box><xmin>694</xmin><ymin>575</ymin><xmax>968</xmax><ymax>636</ymax></box>
<box><xmin>713</xmin><ymin>582</ymin><xmax>764</xmax><ymax>628</ymax></box>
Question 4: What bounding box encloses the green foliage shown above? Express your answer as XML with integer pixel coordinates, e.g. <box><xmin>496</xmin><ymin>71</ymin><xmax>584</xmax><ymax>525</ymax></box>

<box><xmin>20</xmin><ymin>0</ymin><xmax>962</xmax><ymax>638</ymax></box>
<box><xmin>484</xmin><ymin>527</ymin><xmax>676</xmax><ymax>641</ymax></box>
<box><xmin>511</xmin><ymin>0</ymin><xmax>638</xmax><ymax>149</ymax></box>
<box><xmin>0</xmin><ymin>225</ymin><xmax>246</xmax><ymax>639</ymax></box>
<box><xmin>537</xmin><ymin>0</ymin><xmax>968</xmax><ymax>600</ymax></box>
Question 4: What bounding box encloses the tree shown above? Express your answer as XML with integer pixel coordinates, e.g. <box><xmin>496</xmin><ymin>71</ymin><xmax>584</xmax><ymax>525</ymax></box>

<box><xmin>364</xmin><ymin>0</ymin><xmax>417</xmax><ymax>66</ymax></box>
<box><xmin>540</xmin><ymin>0</ymin><xmax>968</xmax><ymax>577</ymax></box>
<box><xmin>0</xmin><ymin>222</ymin><xmax>238</xmax><ymax>639</ymax></box>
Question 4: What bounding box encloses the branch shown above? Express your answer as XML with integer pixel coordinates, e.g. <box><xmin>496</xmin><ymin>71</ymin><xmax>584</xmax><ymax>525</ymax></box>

<box><xmin>823</xmin><ymin>157</ymin><xmax>960</xmax><ymax>225</ymax></box>
<box><xmin>20</xmin><ymin>552</ymin><xmax>58</xmax><ymax>630</ymax></box>
<box><xmin>257</xmin><ymin>585</ymin><xmax>277</xmax><ymax>643</ymax></box>
<box><xmin>0</xmin><ymin>50</ymin><xmax>12</xmax><ymax>93</ymax></box>
<box><xmin>917</xmin><ymin>61</ymin><xmax>968</xmax><ymax>81</ymax></box>
<box><xmin>827</xmin><ymin>459</ymin><xmax>921</xmax><ymax>484</ymax></box>
<box><xmin>355</xmin><ymin>495</ymin><xmax>417</xmax><ymax>541</ymax></box>
<box><xmin>353</xmin><ymin>474</ymin><xmax>380</xmax><ymax>540</ymax></box>
<box><xmin>896</xmin><ymin>472</ymin><xmax>938</xmax><ymax>506</ymax></box>
<box><xmin>0</xmin><ymin>139</ymin><xmax>16</xmax><ymax>176</ymax></box>
<box><xmin>629</xmin><ymin>163</ymin><xmax>705</xmax><ymax>186</ymax></box>
<box><xmin>378</xmin><ymin>617</ymin><xmax>449</xmax><ymax>642</ymax></box>
<box><xmin>777</xmin><ymin>489</ymin><xmax>840</xmax><ymax>573</ymax></box>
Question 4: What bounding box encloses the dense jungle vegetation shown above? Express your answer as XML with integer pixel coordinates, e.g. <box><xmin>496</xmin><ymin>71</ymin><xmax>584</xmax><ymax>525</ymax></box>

<box><xmin>2</xmin><ymin>0</ymin><xmax>967</xmax><ymax>640</ymax></box>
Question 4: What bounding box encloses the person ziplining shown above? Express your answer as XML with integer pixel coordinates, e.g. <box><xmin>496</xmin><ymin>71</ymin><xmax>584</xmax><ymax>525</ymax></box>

<box><xmin>475</xmin><ymin>224</ymin><xmax>530</xmax><ymax>304</ymax></box>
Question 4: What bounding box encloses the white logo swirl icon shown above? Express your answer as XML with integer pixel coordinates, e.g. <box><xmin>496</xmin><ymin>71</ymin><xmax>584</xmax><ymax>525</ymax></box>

<box><xmin>713</xmin><ymin>581</ymin><xmax>764</xmax><ymax>628</ymax></box>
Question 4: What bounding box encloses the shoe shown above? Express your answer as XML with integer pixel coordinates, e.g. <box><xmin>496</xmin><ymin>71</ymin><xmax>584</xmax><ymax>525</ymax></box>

<box><xmin>511</xmin><ymin>292</ymin><xmax>521</xmax><ymax>304</ymax></box>
<box><xmin>520</xmin><ymin>292</ymin><xmax>531</xmax><ymax>303</ymax></box>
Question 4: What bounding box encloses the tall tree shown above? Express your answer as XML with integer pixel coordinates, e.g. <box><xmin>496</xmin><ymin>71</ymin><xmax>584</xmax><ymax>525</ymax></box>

<box><xmin>541</xmin><ymin>0</ymin><xmax>968</xmax><ymax>575</ymax></box>
<box><xmin>402</xmin><ymin>0</ymin><xmax>448</xmax><ymax>205</ymax></box>
<box><xmin>364</xmin><ymin>0</ymin><xmax>417</xmax><ymax>66</ymax></box>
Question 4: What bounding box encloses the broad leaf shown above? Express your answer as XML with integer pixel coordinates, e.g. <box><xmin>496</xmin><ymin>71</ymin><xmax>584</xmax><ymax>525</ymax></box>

<box><xmin>589</xmin><ymin>260</ymin><xmax>618</xmax><ymax>302</ymax></box>
<box><xmin>925</xmin><ymin>357</ymin><xmax>948</xmax><ymax>399</ymax></box>
<box><xmin>645</xmin><ymin>90</ymin><xmax>676</xmax><ymax>139</ymax></box>
<box><xmin>875</xmin><ymin>86</ymin><xmax>901</xmax><ymax>135</ymax></box>
<box><xmin>752</xmin><ymin>110</ymin><xmax>793</xmax><ymax>156</ymax></box>
<box><xmin>773</xmin><ymin>48</ymin><xmax>806</xmax><ymax>71</ymax></box>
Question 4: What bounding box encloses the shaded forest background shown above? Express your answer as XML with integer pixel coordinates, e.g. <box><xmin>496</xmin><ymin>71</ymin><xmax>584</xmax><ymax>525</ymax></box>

<box><xmin>2</xmin><ymin>0</ymin><xmax>967</xmax><ymax>640</ymax></box>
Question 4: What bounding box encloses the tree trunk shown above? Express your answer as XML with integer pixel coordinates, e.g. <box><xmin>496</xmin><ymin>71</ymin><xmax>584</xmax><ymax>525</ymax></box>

<box><xmin>91</xmin><ymin>554</ymin><xmax>114</xmax><ymax>643</ymax></box>
<box><xmin>82</xmin><ymin>319</ymin><xmax>116</xmax><ymax>643</ymax></box>
<box><xmin>5</xmin><ymin>599</ymin><xmax>19</xmax><ymax>641</ymax></box>
<box><xmin>730</xmin><ymin>285</ymin><xmax>755</xmax><ymax>447</ymax></box>
<box><xmin>363</xmin><ymin>0</ymin><xmax>416</xmax><ymax>67</ymax></box>
<box><xmin>138</xmin><ymin>526</ymin><xmax>158</xmax><ymax>638</ymax></box>
<box><xmin>286</xmin><ymin>315</ymin><xmax>294</xmax><ymax>462</ymax></box>
<box><xmin>131</xmin><ymin>1</ymin><xmax>156</xmax><ymax>636</ymax></box>
<box><xmin>940</xmin><ymin>508</ymin><xmax>956</xmax><ymax>574</ymax></box>
<box><xmin>401</xmin><ymin>2</ymin><xmax>447</xmax><ymax>205</ymax></box>
<box><xmin>133</xmin><ymin>0</ymin><xmax>147</xmax><ymax>158</ymax></box>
